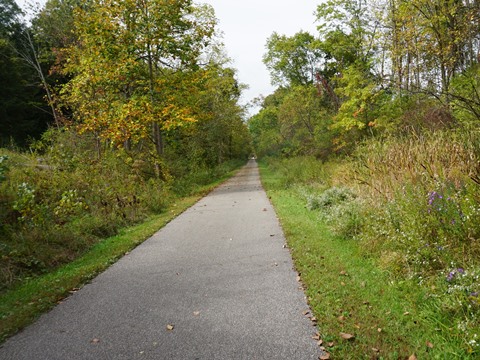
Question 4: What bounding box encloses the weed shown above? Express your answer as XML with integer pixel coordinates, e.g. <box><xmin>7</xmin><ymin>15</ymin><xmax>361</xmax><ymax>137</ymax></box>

<box><xmin>0</xmin><ymin>129</ymin><xmax>246</xmax><ymax>292</ymax></box>
<box><xmin>260</xmin><ymin>145</ymin><xmax>480</xmax><ymax>357</ymax></box>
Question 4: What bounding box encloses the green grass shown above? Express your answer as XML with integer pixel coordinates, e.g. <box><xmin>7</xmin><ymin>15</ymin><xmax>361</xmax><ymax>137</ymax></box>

<box><xmin>0</xmin><ymin>169</ymin><xmax>237</xmax><ymax>344</ymax></box>
<box><xmin>259</xmin><ymin>161</ymin><xmax>474</xmax><ymax>359</ymax></box>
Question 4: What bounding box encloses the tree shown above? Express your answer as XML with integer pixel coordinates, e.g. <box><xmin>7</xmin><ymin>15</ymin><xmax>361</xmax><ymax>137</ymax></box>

<box><xmin>263</xmin><ymin>31</ymin><xmax>325</xmax><ymax>87</ymax></box>
<box><xmin>277</xmin><ymin>85</ymin><xmax>333</xmax><ymax>157</ymax></box>
<box><xmin>61</xmin><ymin>0</ymin><xmax>216</xmax><ymax>168</ymax></box>
<box><xmin>165</xmin><ymin>64</ymin><xmax>251</xmax><ymax>170</ymax></box>
<box><xmin>248</xmin><ymin>89</ymin><xmax>287</xmax><ymax>157</ymax></box>
<box><xmin>0</xmin><ymin>0</ymin><xmax>52</xmax><ymax>146</ymax></box>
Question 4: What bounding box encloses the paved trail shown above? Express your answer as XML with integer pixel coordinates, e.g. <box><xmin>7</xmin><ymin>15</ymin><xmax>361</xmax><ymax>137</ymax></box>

<box><xmin>0</xmin><ymin>161</ymin><xmax>322</xmax><ymax>359</ymax></box>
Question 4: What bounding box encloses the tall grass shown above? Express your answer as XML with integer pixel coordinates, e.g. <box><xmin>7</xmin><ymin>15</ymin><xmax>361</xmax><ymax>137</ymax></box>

<box><xmin>262</xmin><ymin>127</ymin><xmax>480</xmax><ymax>356</ymax></box>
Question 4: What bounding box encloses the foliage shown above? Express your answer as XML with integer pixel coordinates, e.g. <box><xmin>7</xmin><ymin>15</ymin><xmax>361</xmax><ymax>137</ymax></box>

<box><xmin>450</xmin><ymin>64</ymin><xmax>480</xmax><ymax>123</ymax></box>
<box><xmin>253</xmin><ymin>0</ymin><xmax>480</xmax><ymax>158</ymax></box>
<box><xmin>0</xmin><ymin>1</ymin><xmax>52</xmax><ymax>146</ymax></box>
<box><xmin>263</xmin><ymin>31</ymin><xmax>324</xmax><ymax>87</ymax></box>
<box><xmin>0</xmin><ymin>189</ymin><xmax>219</xmax><ymax>343</ymax></box>
<box><xmin>254</xmin><ymin>0</ymin><xmax>480</xmax><ymax>357</ymax></box>
<box><xmin>0</xmin><ymin>155</ymin><xmax>8</xmax><ymax>182</ymax></box>
<box><xmin>60</xmin><ymin>0</ymin><xmax>216</xmax><ymax>154</ymax></box>
<box><xmin>0</xmin><ymin>128</ymin><xmax>246</xmax><ymax>292</ymax></box>
<box><xmin>260</xmin><ymin>160</ymin><xmax>478</xmax><ymax>359</ymax></box>
<box><xmin>249</xmin><ymin>85</ymin><xmax>334</xmax><ymax>158</ymax></box>
<box><xmin>262</xmin><ymin>155</ymin><xmax>480</xmax><ymax>357</ymax></box>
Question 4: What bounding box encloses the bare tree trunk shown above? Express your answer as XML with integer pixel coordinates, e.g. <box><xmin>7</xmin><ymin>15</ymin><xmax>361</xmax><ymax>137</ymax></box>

<box><xmin>16</xmin><ymin>31</ymin><xmax>61</xmax><ymax>128</ymax></box>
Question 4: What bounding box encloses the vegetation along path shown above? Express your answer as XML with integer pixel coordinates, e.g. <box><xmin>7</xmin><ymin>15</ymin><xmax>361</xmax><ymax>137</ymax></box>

<box><xmin>0</xmin><ymin>161</ymin><xmax>323</xmax><ymax>359</ymax></box>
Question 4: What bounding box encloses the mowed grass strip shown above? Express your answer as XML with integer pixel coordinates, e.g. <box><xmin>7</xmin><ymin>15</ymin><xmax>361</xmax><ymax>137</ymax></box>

<box><xmin>259</xmin><ymin>163</ymin><xmax>469</xmax><ymax>359</ymax></box>
<box><xmin>0</xmin><ymin>172</ymin><xmax>235</xmax><ymax>344</ymax></box>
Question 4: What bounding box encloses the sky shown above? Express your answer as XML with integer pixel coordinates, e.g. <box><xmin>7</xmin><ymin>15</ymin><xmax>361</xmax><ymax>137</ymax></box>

<box><xmin>200</xmin><ymin>1</ymin><xmax>321</xmax><ymax>112</ymax></box>
<box><xmin>16</xmin><ymin>0</ymin><xmax>322</xmax><ymax>114</ymax></box>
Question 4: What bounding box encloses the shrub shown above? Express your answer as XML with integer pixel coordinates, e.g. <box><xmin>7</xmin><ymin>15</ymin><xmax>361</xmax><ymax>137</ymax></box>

<box><xmin>0</xmin><ymin>155</ymin><xmax>8</xmax><ymax>182</ymax></box>
<box><xmin>302</xmin><ymin>186</ymin><xmax>364</xmax><ymax>238</ymax></box>
<box><xmin>0</xmin><ymin>129</ymin><xmax>245</xmax><ymax>291</ymax></box>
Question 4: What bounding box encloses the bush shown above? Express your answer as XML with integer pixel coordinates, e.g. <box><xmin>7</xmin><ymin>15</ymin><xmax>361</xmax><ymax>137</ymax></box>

<box><xmin>304</xmin><ymin>186</ymin><xmax>364</xmax><ymax>238</ymax></box>
<box><xmin>0</xmin><ymin>129</ymin><xmax>245</xmax><ymax>291</ymax></box>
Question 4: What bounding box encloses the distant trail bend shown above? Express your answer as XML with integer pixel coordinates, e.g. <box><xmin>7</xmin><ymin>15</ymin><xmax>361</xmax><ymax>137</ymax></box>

<box><xmin>0</xmin><ymin>160</ymin><xmax>323</xmax><ymax>360</ymax></box>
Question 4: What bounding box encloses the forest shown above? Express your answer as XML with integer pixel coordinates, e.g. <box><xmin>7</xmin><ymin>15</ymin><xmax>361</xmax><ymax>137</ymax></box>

<box><xmin>1</xmin><ymin>0</ymin><xmax>480</xmax><ymax>357</ymax></box>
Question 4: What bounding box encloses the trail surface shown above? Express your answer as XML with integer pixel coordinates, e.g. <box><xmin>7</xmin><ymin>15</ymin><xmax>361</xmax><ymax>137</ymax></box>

<box><xmin>0</xmin><ymin>161</ymin><xmax>322</xmax><ymax>359</ymax></box>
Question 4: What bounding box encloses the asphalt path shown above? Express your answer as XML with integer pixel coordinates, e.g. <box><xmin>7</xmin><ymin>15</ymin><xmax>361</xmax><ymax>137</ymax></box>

<box><xmin>0</xmin><ymin>160</ymin><xmax>322</xmax><ymax>359</ymax></box>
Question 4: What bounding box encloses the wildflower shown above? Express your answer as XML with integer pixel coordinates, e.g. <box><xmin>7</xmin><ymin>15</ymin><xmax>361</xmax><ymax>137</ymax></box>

<box><xmin>447</xmin><ymin>271</ymin><xmax>456</xmax><ymax>281</ymax></box>
<box><xmin>470</xmin><ymin>292</ymin><xmax>479</xmax><ymax>298</ymax></box>
<box><xmin>458</xmin><ymin>268</ymin><xmax>465</xmax><ymax>274</ymax></box>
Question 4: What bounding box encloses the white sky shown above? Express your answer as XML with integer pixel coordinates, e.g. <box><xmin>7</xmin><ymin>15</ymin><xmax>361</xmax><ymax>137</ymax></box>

<box><xmin>16</xmin><ymin>0</ymin><xmax>322</xmax><ymax>115</ymax></box>
<box><xmin>200</xmin><ymin>1</ymin><xmax>321</xmax><ymax>112</ymax></box>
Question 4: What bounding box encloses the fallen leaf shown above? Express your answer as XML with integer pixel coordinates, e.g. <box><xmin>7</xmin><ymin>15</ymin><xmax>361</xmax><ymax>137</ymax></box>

<box><xmin>377</xmin><ymin>328</ymin><xmax>382</xmax><ymax>333</ymax></box>
<box><xmin>340</xmin><ymin>332</ymin><xmax>355</xmax><ymax>340</ymax></box>
<box><xmin>372</xmin><ymin>348</ymin><xmax>380</xmax><ymax>353</ymax></box>
<box><xmin>327</xmin><ymin>342</ymin><xmax>335</xmax><ymax>347</ymax></box>
<box><xmin>319</xmin><ymin>352</ymin><xmax>331</xmax><ymax>360</ymax></box>
<box><xmin>340</xmin><ymin>270</ymin><xmax>348</xmax><ymax>276</ymax></box>
<box><xmin>91</xmin><ymin>338</ymin><xmax>100</xmax><ymax>344</ymax></box>
<box><xmin>312</xmin><ymin>333</ymin><xmax>321</xmax><ymax>340</ymax></box>
<box><xmin>303</xmin><ymin>310</ymin><xmax>310</xmax><ymax>316</ymax></box>
<box><xmin>317</xmin><ymin>339</ymin><xmax>323</xmax><ymax>346</ymax></box>
<box><xmin>262</xmin><ymin>208</ymin><xmax>267</xmax><ymax>212</ymax></box>
<box><xmin>426</xmin><ymin>341</ymin><xmax>434</xmax><ymax>349</ymax></box>
<box><xmin>404</xmin><ymin>312</ymin><xmax>410</xmax><ymax>316</ymax></box>
<box><xmin>193</xmin><ymin>311</ymin><xmax>200</xmax><ymax>316</ymax></box>
<box><xmin>296</xmin><ymin>275</ymin><xmax>301</xmax><ymax>282</ymax></box>
<box><xmin>341</xmin><ymin>282</ymin><xmax>346</xmax><ymax>286</ymax></box>
<box><xmin>166</xmin><ymin>324</ymin><xmax>174</xmax><ymax>331</ymax></box>
<box><xmin>311</xmin><ymin>317</ymin><xmax>317</xmax><ymax>322</ymax></box>
<box><xmin>408</xmin><ymin>355</ymin><xmax>417</xmax><ymax>360</ymax></box>
<box><xmin>338</xmin><ymin>315</ymin><xmax>346</xmax><ymax>322</ymax></box>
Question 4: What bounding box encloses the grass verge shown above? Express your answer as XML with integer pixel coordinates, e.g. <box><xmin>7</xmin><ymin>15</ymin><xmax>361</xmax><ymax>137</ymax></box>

<box><xmin>0</xmin><ymin>168</ymin><xmax>238</xmax><ymax>344</ymax></box>
<box><xmin>259</xmin><ymin>161</ymin><xmax>473</xmax><ymax>359</ymax></box>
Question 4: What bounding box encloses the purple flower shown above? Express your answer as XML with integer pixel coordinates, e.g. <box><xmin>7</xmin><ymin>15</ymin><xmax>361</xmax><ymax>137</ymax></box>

<box><xmin>470</xmin><ymin>292</ymin><xmax>479</xmax><ymax>298</ymax></box>
<box><xmin>457</xmin><ymin>268</ymin><xmax>465</xmax><ymax>274</ymax></box>
<box><xmin>447</xmin><ymin>271</ymin><xmax>456</xmax><ymax>281</ymax></box>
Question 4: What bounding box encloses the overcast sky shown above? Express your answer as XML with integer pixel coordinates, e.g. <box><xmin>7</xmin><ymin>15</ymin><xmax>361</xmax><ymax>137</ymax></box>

<box><xmin>200</xmin><ymin>1</ymin><xmax>321</xmax><ymax>112</ymax></box>
<box><xmin>16</xmin><ymin>0</ymin><xmax>322</xmax><ymax>114</ymax></box>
